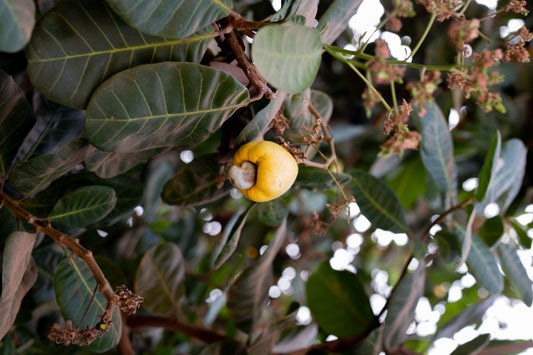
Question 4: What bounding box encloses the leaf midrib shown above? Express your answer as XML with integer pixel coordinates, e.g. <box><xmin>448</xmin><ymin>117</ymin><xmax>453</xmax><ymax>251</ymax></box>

<box><xmin>27</xmin><ymin>32</ymin><xmax>217</xmax><ymax>63</ymax></box>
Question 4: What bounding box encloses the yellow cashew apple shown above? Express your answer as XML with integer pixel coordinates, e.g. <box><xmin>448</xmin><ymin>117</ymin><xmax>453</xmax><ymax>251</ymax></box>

<box><xmin>228</xmin><ymin>141</ymin><xmax>298</xmax><ymax>202</ymax></box>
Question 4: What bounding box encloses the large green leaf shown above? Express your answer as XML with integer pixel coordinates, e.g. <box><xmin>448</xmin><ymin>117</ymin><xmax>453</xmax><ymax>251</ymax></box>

<box><xmin>235</xmin><ymin>92</ymin><xmax>287</xmax><ymax>146</ymax></box>
<box><xmin>55</xmin><ymin>255</ymin><xmax>122</xmax><ymax>352</ymax></box>
<box><xmin>295</xmin><ymin>166</ymin><xmax>351</xmax><ymax>190</ymax></box>
<box><xmin>349</xmin><ymin>169</ymin><xmax>408</xmax><ymax>233</ymax></box>
<box><xmin>456</xmin><ymin>226</ymin><xmax>503</xmax><ymax>294</ymax></box>
<box><xmin>383</xmin><ymin>261</ymin><xmax>425</xmax><ymax>351</ymax></box>
<box><xmin>252</xmin><ymin>25</ymin><xmax>322</xmax><ymax>94</ymax></box>
<box><xmin>86</xmin><ymin>62</ymin><xmax>249</xmax><ymax>153</ymax></box>
<box><xmin>26</xmin><ymin>0</ymin><xmax>215</xmax><ymax>109</ymax></box>
<box><xmin>0</xmin><ymin>0</ymin><xmax>35</xmax><ymax>53</ymax></box>
<box><xmin>161</xmin><ymin>154</ymin><xmax>232</xmax><ymax>207</ymax></box>
<box><xmin>478</xmin><ymin>139</ymin><xmax>527</xmax><ymax>213</ymax></box>
<box><xmin>0</xmin><ymin>70</ymin><xmax>35</xmax><ymax>178</ymax></box>
<box><xmin>49</xmin><ymin>186</ymin><xmax>117</xmax><ymax>228</ymax></box>
<box><xmin>434</xmin><ymin>296</ymin><xmax>497</xmax><ymax>340</ymax></box>
<box><xmin>284</xmin><ymin>89</ymin><xmax>333</xmax><ymax>134</ymax></box>
<box><xmin>386</xmin><ymin>158</ymin><xmax>427</xmax><ymax>209</ymax></box>
<box><xmin>21</xmin><ymin>97</ymin><xmax>86</xmax><ymax>158</ymax></box>
<box><xmin>212</xmin><ymin>205</ymin><xmax>256</xmax><ymax>269</ymax></box>
<box><xmin>413</xmin><ymin>101</ymin><xmax>457</xmax><ymax>196</ymax></box>
<box><xmin>306</xmin><ymin>261</ymin><xmax>375</xmax><ymax>337</ymax></box>
<box><xmin>450</xmin><ymin>334</ymin><xmax>490</xmax><ymax>355</ymax></box>
<box><xmin>8</xmin><ymin>138</ymin><xmax>88</xmax><ymax>196</ymax></box>
<box><xmin>0</xmin><ymin>232</ymin><xmax>37</xmax><ymax>341</ymax></box>
<box><xmin>317</xmin><ymin>0</ymin><xmax>364</xmax><ymax>45</ymax></box>
<box><xmin>496</xmin><ymin>243</ymin><xmax>532</xmax><ymax>306</ymax></box>
<box><xmin>85</xmin><ymin>145</ymin><xmax>164</xmax><ymax>179</ymax></box>
<box><xmin>227</xmin><ymin>219</ymin><xmax>286</xmax><ymax>332</ymax></box>
<box><xmin>135</xmin><ymin>242</ymin><xmax>186</xmax><ymax>316</ymax></box>
<box><xmin>105</xmin><ymin>0</ymin><xmax>232</xmax><ymax>39</ymax></box>
<box><xmin>24</xmin><ymin>173</ymin><xmax>143</xmax><ymax>227</ymax></box>
<box><xmin>257</xmin><ymin>199</ymin><xmax>288</xmax><ymax>227</ymax></box>
<box><xmin>475</xmin><ymin>131</ymin><xmax>501</xmax><ymax>202</ymax></box>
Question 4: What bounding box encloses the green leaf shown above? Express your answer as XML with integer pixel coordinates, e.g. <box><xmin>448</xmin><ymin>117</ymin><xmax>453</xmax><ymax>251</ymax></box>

<box><xmin>318</xmin><ymin>0</ymin><xmax>364</xmax><ymax>45</ymax></box>
<box><xmin>295</xmin><ymin>166</ymin><xmax>351</xmax><ymax>190</ymax></box>
<box><xmin>227</xmin><ymin>219</ymin><xmax>287</xmax><ymax>332</ymax></box>
<box><xmin>510</xmin><ymin>220</ymin><xmax>531</xmax><ymax>249</ymax></box>
<box><xmin>413</xmin><ymin>101</ymin><xmax>457</xmax><ymax>195</ymax></box>
<box><xmin>464</xmin><ymin>231</ymin><xmax>503</xmax><ymax>294</ymax></box>
<box><xmin>386</xmin><ymin>158</ymin><xmax>427</xmax><ymax>209</ymax></box>
<box><xmin>252</xmin><ymin>25</ymin><xmax>322</xmax><ymax>94</ymax></box>
<box><xmin>306</xmin><ymin>262</ymin><xmax>375</xmax><ymax>337</ymax></box>
<box><xmin>383</xmin><ymin>261</ymin><xmax>425</xmax><ymax>350</ymax></box>
<box><xmin>478</xmin><ymin>216</ymin><xmax>503</xmax><ymax>247</ymax></box>
<box><xmin>450</xmin><ymin>333</ymin><xmax>490</xmax><ymax>355</ymax></box>
<box><xmin>85</xmin><ymin>145</ymin><xmax>164</xmax><ymax>179</ymax></box>
<box><xmin>135</xmin><ymin>242</ymin><xmax>186</xmax><ymax>316</ymax></box>
<box><xmin>434</xmin><ymin>296</ymin><xmax>496</xmax><ymax>340</ymax></box>
<box><xmin>212</xmin><ymin>204</ymin><xmax>256</xmax><ymax>270</ymax></box>
<box><xmin>0</xmin><ymin>0</ymin><xmax>35</xmax><ymax>53</ymax></box>
<box><xmin>161</xmin><ymin>154</ymin><xmax>231</xmax><ymax>207</ymax></box>
<box><xmin>49</xmin><ymin>186</ymin><xmax>117</xmax><ymax>228</ymax></box>
<box><xmin>0</xmin><ymin>232</ymin><xmax>37</xmax><ymax>341</ymax></box>
<box><xmin>250</xmin><ymin>311</ymin><xmax>297</xmax><ymax>355</ymax></box>
<box><xmin>22</xmin><ymin>98</ymin><xmax>86</xmax><ymax>158</ymax></box>
<box><xmin>0</xmin><ymin>70</ymin><xmax>35</xmax><ymax>178</ymax></box>
<box><xmin>55</xmin><ymin>255</ymin><xmax>122</xmax><ymax>352</ymax></box>
<box><xmin>284</xmin><ymin>89</ymin><xmax>333</xmax><ymax>133</ymax></box>
<box><xmin>257</xmin><ymin>199</ymin><xmax>288</xmax><ymax>227</ymax></box>
<box><xmin>105</xmin><ymin>0</ymin><xmax>232</xmax><ymax>39</ymax></box>
<box><xmin>496</xmin><ymin>242</ymin><xmax>533</xmax><ymax>306</ymax></box>
<box><xmin>8</xmin><ymin>138</ymin><xmax>88</xmax><ymax>196</ymax></box>
<box><xmin>198</xmin><ymin>340</ymin><xmax>247</xmax><ymax>355</ymax></box>
<box><xmin>235</xmin><ymin>92</ymin><xmax>287</xmax><ymax>146</ymax></box>
<box><xmin>86</xmin><ymin>62</ymin><xmax>249</xmax><ymax>153</ymax></box>
<box><xmin>349</xmin><ymin>169</ymin><xmax>408</xmax><ymax>233</ymax></box>
<box><xmin>26</xmin><ymin>0</ymin><xmax>215</xmax><ymax>109</ymax></box>
<box><xmin>479</xmin><ymin>139</ymin><xmax>527</xmax><ymax>213</ymax></box>
<box><xmin>475</xmin><ymin>131</ymin><xmax>501</xmax><ymax>202</ymax></box>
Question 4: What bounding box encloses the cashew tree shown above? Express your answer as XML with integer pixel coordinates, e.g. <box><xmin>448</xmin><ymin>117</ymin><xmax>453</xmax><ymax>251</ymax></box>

<box><xmin>0</xmin><ymin>0</ymin><xmax>532</xmax><ymax>354</ymax></box>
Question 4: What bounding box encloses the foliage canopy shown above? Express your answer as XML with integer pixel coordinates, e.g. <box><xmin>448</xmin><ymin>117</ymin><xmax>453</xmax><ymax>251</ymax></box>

<box><xmin>0</xmin><ymin>0</ymin><xmax>532</xmax><ymax>354</ymax></box>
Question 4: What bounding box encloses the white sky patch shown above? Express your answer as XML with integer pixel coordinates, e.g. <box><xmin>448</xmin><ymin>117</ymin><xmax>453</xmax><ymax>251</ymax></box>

<box><xmin>484</xmin><ymin>202</ymin><xmax>500</xmax><ymax>218</ymax></box>
<box><xmin>180</xmin><ymin>150</ymin><xmax>194</xmax><ymax>164</ymax></box>
<box><xmin>475</xmin><ymin>0</ymin><xmax>498</xmax><ymax>10</ymax></box>
<box><xmin>354</xmin><ymin>214</ymin><xmax>372</xmax><ymax>232</ymax></box>
<box><xmin>296</xmin><ymin>306</ymin><xmax>312</xmax><ymax>325</ymax></box>
<box><xmin>372</xmin><ymin>229</ymin><xmax>409</xmax><ymax>247</ymax></box>
<box><xmin>448</xmin><ymin>108</ymin><xmax>460</xmax><ymax>130</ymax></box>
<box><xmin>381</xmin><ymin>31</ymin><xmax>412</xmax><ymax>61</ymax></box>
<box><xmin>462</xmin><ymin>177</ymin><xmax>479</xmax><ymax>191</ymax></box>
<box><xmin>500</xmin><ymin>19</ymin><xmax>526</xmax><ymax>39</ymax></box>
<box><xmin>285</xmin><ymin>243</ymin><xmax>301</xmax><ymax>259</ymax></box>
<box><xmin>349</xmin><ymin>0</ymin><xmax>384</xmax><ymax>46</ymax></box>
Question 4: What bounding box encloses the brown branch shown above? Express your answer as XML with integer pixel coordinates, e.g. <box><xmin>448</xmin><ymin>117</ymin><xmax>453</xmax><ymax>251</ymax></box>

<box><xmin>1</xmin><ymin>192</ymin><xmax>116</xmax><ymax>304</ymax></box>
<box><xmin>126</xmin><ymin>314</ymin><xmax>234</xmax><ymax>345</ymax></box>
<box><xmin>118</xmin><ymin>314</ymin><xmax>135</xmax><ymax>355</ymax></box>
<box><xmin>0</xmin><ymin>191</ymin><xmax>142</xmax><ymax>346</ymax></box>
<box><xmin>272</xmin><ymin>325</ymin><xmax>377</xmax><ymax>355</ymax></box>
<box><xmin>224</xmin><ymin>29</ymin><xmax>275</xmax><ymax>101</ymax></box>
<box><xmin>421</xmin><ymin>197</ymin><xmax>474</xmax><ymax>241</ymax></box>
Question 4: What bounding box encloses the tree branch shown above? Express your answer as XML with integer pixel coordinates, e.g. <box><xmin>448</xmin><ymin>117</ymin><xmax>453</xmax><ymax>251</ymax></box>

<box><xmin>126</xmin><ymin>314</ymin><xmax>234</xmax><ymax>345</ymax></box>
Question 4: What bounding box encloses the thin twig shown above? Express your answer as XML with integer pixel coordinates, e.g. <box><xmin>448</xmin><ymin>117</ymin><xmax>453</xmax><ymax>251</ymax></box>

<box><xmin>0</xmin><ymin>192</ymin><xmax>116</xmax><ymax>327</ymax></box>
<box><xmin>224</xmin><ymin>29</ymin><xmax>274</xmax><ymax>101</ymax></box>
<box><xmin>421</xmin><ymin>197</ymin><xmax>474</xmax><ymax>241</ymax></box>
<box><xmin>126</xmin><ymin>314</ymin><xmax>234</xmax><ymax>345</ymax></box>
